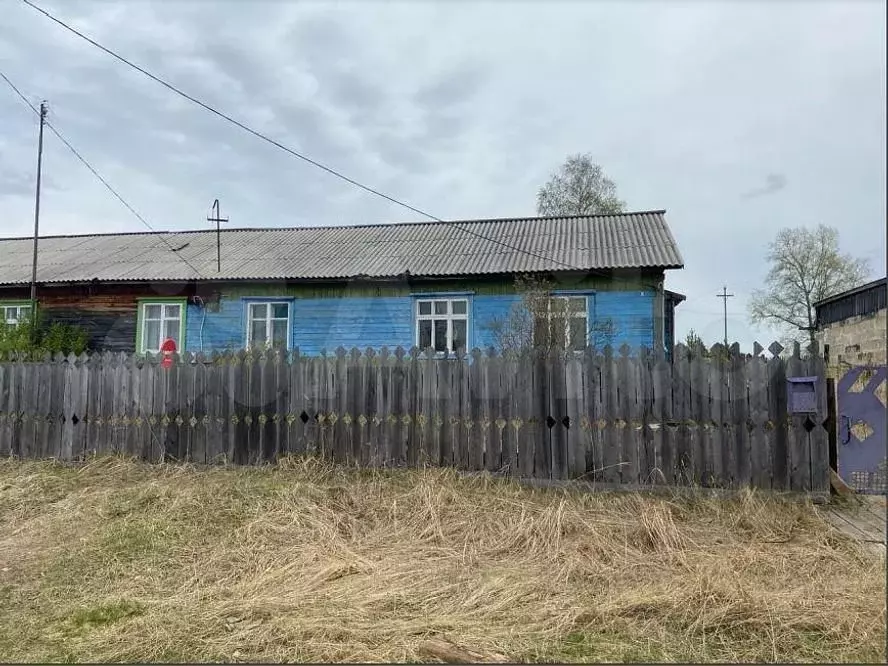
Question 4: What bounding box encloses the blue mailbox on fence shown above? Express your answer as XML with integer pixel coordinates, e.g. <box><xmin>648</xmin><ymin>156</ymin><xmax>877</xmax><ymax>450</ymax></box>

<box><xmin>787</xmin><ymin>376</ymin><xmax>819</xmax><ymax>414</ymax></box>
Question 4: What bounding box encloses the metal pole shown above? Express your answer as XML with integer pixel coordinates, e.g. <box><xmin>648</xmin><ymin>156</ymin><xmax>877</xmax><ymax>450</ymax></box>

<box><xmin>716</xmin><ymin>285</ymin><xmax>734</xmax><ymax>350</ymax></box>
<box><xmin>29</xmin><ymin>101</ymin><xmax>47</xmax><ymax>340</ymax></box>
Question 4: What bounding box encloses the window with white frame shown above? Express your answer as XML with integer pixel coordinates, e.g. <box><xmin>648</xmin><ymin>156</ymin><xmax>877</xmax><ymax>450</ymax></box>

<box><xmin>246</xmin><ymin>301</ymin><xmax>290</xmax><ymax>349</ymax></box>
<box><xmin>533</xmin><ymin>295</ymin><xmax>588</xmax><ymax>351</ymax></box>
<box><xmin>140</xmin><ymin>302</ymin><xmax>183</xmax><ymax>354</ymax></box>
<box><xmin>416</xmin><ymin>298</ymin><xmax>468</xmax><ymax>353</ymax></box>
<box><xmin>1</xmin><ymin>304</ymin><xmax>31</xmax><ymax>327</ymax></box>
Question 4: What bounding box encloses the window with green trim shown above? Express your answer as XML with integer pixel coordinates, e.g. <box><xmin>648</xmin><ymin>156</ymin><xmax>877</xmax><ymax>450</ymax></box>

<box><xmin>138</xmin><ymin>301</ymin><xmax>184</xmax><ymax>353</ymax></box>
<box><xmin>0</xmin><ymin>302</ymin><xmax>31</xmax><ymax>327</ymax></box>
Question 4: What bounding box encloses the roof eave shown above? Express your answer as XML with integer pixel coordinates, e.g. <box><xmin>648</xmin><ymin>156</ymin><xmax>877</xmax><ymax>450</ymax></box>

<box><xmin>812</xmin><ymin>277</ymin><xmax>888</xmax><ymax>309</ymax></box>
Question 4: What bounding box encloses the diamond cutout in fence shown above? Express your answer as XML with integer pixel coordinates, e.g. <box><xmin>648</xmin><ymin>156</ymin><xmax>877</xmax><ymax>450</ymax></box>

<box><xmin>300</xmin><ymin>411</ymin><xmax>310</xmax><ymax>424</ymax></box>
<box><xmin>546</xmin><ymin>416</ymin><xmax>556</xmax><ymax>429</ymax></box>
<box><xmin>561</xmin><ymin>416</ymin><xmax>570</xmax><ymax>429</ymax></box>
<box><xmin>850</xmin><ymin>420</ymin><xmax>874</xmax><ymax>442</ymax></box>
<box><xmin>803</xmin><ymin>416</ymin><xmax>816</xmax><ymax>433</ymax></box>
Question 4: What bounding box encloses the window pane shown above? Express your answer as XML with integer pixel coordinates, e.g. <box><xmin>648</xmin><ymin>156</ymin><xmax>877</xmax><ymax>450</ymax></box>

<box><xmin>418</xmin><ymin>320</ymin><xmax>432</xmax><ymax>348</ymax></box>
<box><xmin>250</xmin><ymin>303</ymin><xmax>267</xmax><ymax>320</ymax></box>
<box><xmin>251</xmin><ymin>320</ymin><xmax>267</xmax><ymax>345</ymax></box>
<box><xmin>452</xmin><ymin>300</ymin><xmax>467</xmax><ymax>315</ymax></box>
<box><xmin>550</xmin><ymin>323</ymin><xmax>567</xmax><ymax>350</ymax></box>
<box><xmin>144</xmin><ymin>304</ymin><xmax>162</xmax><ymax>319</ymax></box>
<box><xmin>418</xmin><ymin>301</ymin><xmax>432</xmax><ymax>316</ymax></box>
<box><xmin>452</xmin><ymin>320</ymin><xmax>467</xmax><ymax>352</ymax></box>
<box><xmin>569</xmin><ymin>318</ymin><xmax>586</xmax><ymax>351</ymax></box>
<box><xmin>164</xmin><ymin>304</ymin><xmax>181</xmax><ymax>319</ymax></box>
<box><xmin>568</xmin><ymin>297</ymin><xmax>586</xmax><ymax>314</ymax></box>
<box><xmin>271</xmin><ymin>303</ymin><xmax>289</xmax><ymax>319</ymax></box>
<box><xmin>434</xmin><ymin>301</ymin><xmax>448</xmax><ymax>315</ymax></box>
<box><xmin>144</xmin><ymin>320</ymin><xmax>161</xmax><ymax>351</ymax></box>
<box><xmin>163</xmin><ymin>319</ymin><xmax>179</xmax><ymax>343</ymax></box>
<box><xmin>271</xmin><ymin>319</ymin><xmax>288</xmax><ymax>347</ymax></box>
<box><xmin>434</xmin><ymin>320</ymin><xmax>448</xmax><ymax>352</ymax></box>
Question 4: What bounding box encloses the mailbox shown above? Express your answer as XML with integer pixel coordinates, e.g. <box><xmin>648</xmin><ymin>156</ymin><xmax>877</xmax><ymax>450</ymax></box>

<box><xmin>787</xmin><ymin>376</ymin><xmax>818</xmax><ymax>414</ymax></box>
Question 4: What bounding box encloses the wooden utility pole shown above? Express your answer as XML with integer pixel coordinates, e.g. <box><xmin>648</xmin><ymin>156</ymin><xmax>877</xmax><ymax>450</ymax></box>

<box><xmin>29</xmin><ymin>100</ymin><xmax>48</xmax><ymax>340</ymax></box>
<box><xmin>207</xmin><ymin>198</ymin><xmax>228</xmax><ymax>273</ymax></box>
<box><xmin>716</xmin><ymin>285</ymin><xmax>734</xmax><ymax>349</ymax></box>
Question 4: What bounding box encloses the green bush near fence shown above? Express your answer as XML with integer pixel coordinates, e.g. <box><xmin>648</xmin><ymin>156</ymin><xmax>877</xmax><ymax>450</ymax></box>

<box><xmin>0</xmin><ymin>312</ymin><xmax>88</xmax><ymax>359</ymax></box>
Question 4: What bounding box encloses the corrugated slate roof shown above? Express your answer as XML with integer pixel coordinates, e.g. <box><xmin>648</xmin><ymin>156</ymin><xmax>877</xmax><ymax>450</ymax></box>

<box><xmin>0</xmin><ymin>210</ymin><xmax>683</xmax><ymax>285</ymax></box>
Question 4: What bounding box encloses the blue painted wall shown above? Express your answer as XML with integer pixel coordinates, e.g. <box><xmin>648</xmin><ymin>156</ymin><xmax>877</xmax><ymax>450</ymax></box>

<box><xmin>593</xmin><ymin>291</ymin><xmax>655</xmax><ymax>350</ymax></box>
<box><xmin>182</xmin><ymin>286</ymin><xmax>658</xmax><ymax>354</ymax></box>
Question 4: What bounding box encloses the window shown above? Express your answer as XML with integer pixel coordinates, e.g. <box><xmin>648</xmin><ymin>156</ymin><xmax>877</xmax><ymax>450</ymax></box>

<box><xmin>1</xmin><ymin>303</ymin><xmax>31</xmax><ymax>327</ymax></box>
<box><xmin>139</xmin><ymin>301</ymin><xmax>183</xmax><ymax>354</ymax></box>
<box><xmin>246</xmin><ymin>301</ymin><xmax>290</xmax><ymax>349</ymax></box>
<box><xmin>416</xmin><ymin>298</ymin><xmax>468</xmax><ymax>353</ymax></box>
<box><xmin>533</xmin><ymin>296</ymin><xmax>587</xmax><ymax>351</ymax></box>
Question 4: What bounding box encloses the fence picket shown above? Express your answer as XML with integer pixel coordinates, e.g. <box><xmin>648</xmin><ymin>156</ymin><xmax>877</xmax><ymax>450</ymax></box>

<box><xmin>637</xmin><ymin>348</ymin><xmax>656</xmax><ymax>484</ymax></box>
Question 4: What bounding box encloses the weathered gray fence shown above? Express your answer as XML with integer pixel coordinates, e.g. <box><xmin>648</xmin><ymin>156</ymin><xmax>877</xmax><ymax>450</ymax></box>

<box><xmin>0</xmin><ymin>342</ymin><xmax>830</xmax><ymax>493</ymax></box>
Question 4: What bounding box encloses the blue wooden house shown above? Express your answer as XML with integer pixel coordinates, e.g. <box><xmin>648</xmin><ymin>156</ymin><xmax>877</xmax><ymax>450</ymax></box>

<box><xmin>0</xmin><ymin>210</ymin><xmax>685</xmax><ymax>355</ymax></box>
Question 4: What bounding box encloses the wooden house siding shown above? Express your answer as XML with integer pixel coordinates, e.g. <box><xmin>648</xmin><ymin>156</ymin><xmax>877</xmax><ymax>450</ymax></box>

<box><xmin>0</xmin><ymin>270</ymin><xmax>670</xmax><ymax>354</ymax></box>
<box><xmin>183</xmin><ymin>278</ymin><xmax>661</xmax><ymax>354</ymax></box>
<box><xmin>0</xmin><ymin>284</ymin><xmax>184</xmax><ymax>353</ymax></box>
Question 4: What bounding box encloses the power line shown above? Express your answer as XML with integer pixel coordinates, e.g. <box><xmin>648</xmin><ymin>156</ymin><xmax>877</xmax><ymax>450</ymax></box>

<box><xmin>0</xmin><ymin>68</ymin><xmax>204</xmax><ymax>278</ymax></box>
<box><xmin>19</xmin><ymin>0</ymin><xmax>601</xmax><ymax>276</ymax></box>
<box><xmin>19</xmin><ymin>0</ymin><xmax>675</xmax><ymax>294</ymax></box>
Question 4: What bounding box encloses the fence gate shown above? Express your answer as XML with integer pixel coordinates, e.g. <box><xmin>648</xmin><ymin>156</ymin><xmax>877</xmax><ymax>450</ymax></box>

<box><xmin>837</xmin><ymin>365</ymin><xmax>888</xmax><ymax>494</ymax></box>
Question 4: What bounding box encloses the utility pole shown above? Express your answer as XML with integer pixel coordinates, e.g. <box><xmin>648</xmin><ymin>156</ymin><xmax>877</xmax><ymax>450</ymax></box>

<box><xmin>29</xmin><ymin>101</ymin><xmax>48</xmax><ymax>342</ymax></box>
<box><xmin>716</xmin><ymin>285</ymin><xmax>734</xmax><ymax>350</ymax></box>
<box><xmin>206</xmin><ymin>198</ymin><xmax>228</xmax><ymax>273</ymax></box>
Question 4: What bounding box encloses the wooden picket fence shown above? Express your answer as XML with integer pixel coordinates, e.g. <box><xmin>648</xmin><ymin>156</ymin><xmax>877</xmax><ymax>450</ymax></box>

<box><xmin>0</xmin><ymin>342</ymin><xmax>830</xmax><ymax>493</ymax></box>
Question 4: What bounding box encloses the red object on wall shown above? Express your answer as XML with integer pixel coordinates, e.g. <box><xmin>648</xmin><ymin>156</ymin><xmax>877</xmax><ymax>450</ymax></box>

<box><xmin>160</xmin><ymin>338</ymin><xmax>177</xmax><ymax>369</ymax></box>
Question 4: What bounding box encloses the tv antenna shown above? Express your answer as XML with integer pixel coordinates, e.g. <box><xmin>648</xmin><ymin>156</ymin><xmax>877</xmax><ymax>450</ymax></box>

<box><xmin>207</xmin><ymin>198</ymin><xmax>229</xmax><ymax>273</ymax></box>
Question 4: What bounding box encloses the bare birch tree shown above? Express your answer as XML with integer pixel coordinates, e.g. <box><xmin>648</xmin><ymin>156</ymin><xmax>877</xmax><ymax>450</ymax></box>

<box><xmin>748</xmin><ymin>225</ymin><xmax>870</xmax><ymax>348</ymax></box>
<box><xmin>537</xmin><ymin>154</ymin><xmax>625</xmax><ymax>216</ymax></box>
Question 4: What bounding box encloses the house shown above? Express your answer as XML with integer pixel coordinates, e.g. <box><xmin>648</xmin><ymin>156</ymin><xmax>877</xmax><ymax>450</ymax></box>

<box><xmin>814</xmin><ymin>277</ymin><xmax>887</xmax><ymax>371</ymax></box>
<box><xmin>0</xmin><ymin>210</ymin><xmax>685</xmax><ymax>356</ymax></box>
<box><xmin>813</xmin><ymin>277</ymin><xmax>887</xmax><ymax>495</ymax></box>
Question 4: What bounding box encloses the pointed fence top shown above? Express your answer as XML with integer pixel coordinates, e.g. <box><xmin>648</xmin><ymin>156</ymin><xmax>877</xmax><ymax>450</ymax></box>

<box><xmin>768</xmin><ymin>341</ymin><xmax>784</xmax><ymax>357</ymax></box>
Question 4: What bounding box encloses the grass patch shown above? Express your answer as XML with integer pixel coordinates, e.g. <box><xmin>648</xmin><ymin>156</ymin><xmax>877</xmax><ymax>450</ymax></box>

<box><xmin>66</xmin><ymin>600</ymin><xmax>144</xmax><ymax>633</ymax></box>
<box><xmin>0</xmin><ymin>455</ymin><xmax>883</xmax><ymax>663</ymax></box>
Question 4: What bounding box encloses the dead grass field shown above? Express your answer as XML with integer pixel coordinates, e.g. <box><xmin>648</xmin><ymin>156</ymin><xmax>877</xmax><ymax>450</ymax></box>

<box><xmin>0</xmin><ymin>456</ymin><xmax>884</xmax><ymax>663</ymax></box>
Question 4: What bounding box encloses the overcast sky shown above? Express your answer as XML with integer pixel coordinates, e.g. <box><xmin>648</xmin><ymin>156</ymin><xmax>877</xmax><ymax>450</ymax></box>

<box><xmin>1</xmin><ymin>0</ymin><xmax>885</xmax><ymax>351</ymax></box>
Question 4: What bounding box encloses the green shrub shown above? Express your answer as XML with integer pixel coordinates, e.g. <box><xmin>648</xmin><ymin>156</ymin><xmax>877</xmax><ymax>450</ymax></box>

<box><xmin>0</xmin><ymin>311</ymin><xmax>88</xmax><ymax>359</ymax></box>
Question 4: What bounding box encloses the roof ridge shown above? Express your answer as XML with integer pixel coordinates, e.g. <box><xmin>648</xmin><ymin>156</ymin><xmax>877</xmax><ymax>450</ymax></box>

<box><xmin>0</xmin><ymin>209</ymin><xmax>668</xmax><ymax>243</ymax></box>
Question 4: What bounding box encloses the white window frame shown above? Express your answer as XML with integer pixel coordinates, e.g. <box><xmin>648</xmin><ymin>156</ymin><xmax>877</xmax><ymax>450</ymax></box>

<box><xmin>1</xmin><ymin>303</ymin><xmax>31</xmax><ymax>327</ymax></box>
<box><xmin>540</xmin><ymin>295</ymin><xmax>588</xmax><ymax>351</ymax></box>
<box><xmin>415</xmin><ymin>297</ymin><xmax>469</xmax><ymax>354</ymax></box>
<box><xmin>139</xmin><ymin>301</ymin><xmax>184</xmax><ymax>354</ymax></box>
<box><xmin>245</xmin><ymin>300</ymin><xmax>292</xmax><ymax>350</ymax></box>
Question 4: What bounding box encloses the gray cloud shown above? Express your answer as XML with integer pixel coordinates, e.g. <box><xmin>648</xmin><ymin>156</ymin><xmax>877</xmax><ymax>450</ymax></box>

<box><xmin>741</xmin><ymin>173</ymin><xmax>788</xmax><ymax>199</ymax></box>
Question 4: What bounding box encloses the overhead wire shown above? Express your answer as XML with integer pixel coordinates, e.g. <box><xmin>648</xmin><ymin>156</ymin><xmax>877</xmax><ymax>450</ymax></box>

<box><xmin>0</xmin><ymin>68</ymin><xmax>204</xmax><ymax>279</ymax></box>
<box><xmin>19</xmin><ymin>0</ymin><xmax>679</xmax><ymax>295</ymax></box>
<box><xmin>19</xmin><ymin>0</ymin><xmax>626</xmax><ymax>277</ymax></box>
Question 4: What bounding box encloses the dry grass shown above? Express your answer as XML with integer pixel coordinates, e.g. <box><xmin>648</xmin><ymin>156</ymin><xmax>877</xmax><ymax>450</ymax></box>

<box><xmin>0</xmin><ymin>456</ymin><xmax>884</xmax><ymax>663</ymax></box>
